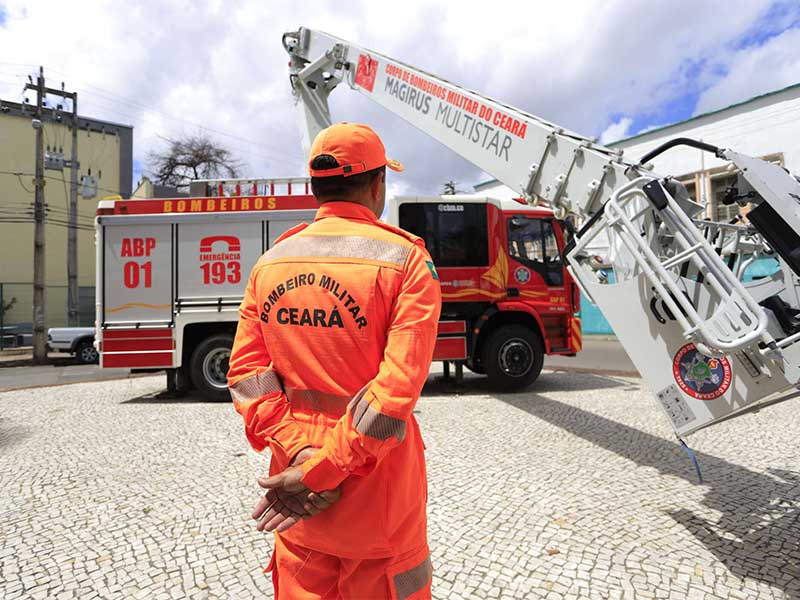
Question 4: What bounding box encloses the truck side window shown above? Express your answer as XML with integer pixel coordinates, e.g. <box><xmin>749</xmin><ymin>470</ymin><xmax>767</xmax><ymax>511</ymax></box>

<box><xmin>507</xmin><ymin>216</ymin><xmax>563</xmax><ymax>286</ymax></box>
<box><xmin>399</xmin><ymin>203</ymin><xmax>489</xmax><ymax>267</ymax></box>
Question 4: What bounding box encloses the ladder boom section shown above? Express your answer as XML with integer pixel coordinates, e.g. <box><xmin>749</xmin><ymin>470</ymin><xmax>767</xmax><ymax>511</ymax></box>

<box><xmin>284</xmin><ymin>27</ymin><xmax>636</xmax><ymax>218</ymax></box>
<box><xmin>283</xmin><ymin>27</ymin><xmax>800</xmax><ymax>436</ymax></box>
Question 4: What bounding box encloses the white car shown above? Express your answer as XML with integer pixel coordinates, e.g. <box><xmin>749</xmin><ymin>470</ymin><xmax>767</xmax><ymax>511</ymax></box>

<box><xmin>47</xmin><ymin>327</ymin><xmax>98</xmax><ymax>364</ymax></box>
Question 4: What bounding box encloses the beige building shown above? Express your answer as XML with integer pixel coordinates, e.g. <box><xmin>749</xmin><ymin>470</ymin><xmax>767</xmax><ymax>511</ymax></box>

<box><xmin>131</xmin><ymin>175</ymin><xmax>185</xmax><ymax>199</ymax></box>
<box><xmin>0</xmin><ymin>99</ymin><xmax>132</xmax><ymax>339</ymax></box>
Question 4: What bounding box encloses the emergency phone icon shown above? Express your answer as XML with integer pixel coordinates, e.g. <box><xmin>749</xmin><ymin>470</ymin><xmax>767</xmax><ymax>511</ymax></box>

<box><xmin>200</xmin><ymin>235</ymin><xmax>241</xmax><ymax>254</ymax></box>
<box><xmin>199</xmin><ymin>236</ymin><xmax>242</xmax><ymax>285</ymax></box>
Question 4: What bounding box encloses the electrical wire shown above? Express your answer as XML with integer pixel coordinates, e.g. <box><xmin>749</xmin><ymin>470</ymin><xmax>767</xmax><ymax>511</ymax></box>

<box><xmin>0</xmin><ymin>216</ymin><xmax>95</xmax><ymax>231</ymax></box>
<box><xmin>57</xmin><ymin>77</ymin><xmax>296</xmax><ymax>153</ymax></box>
<box><xmin>40</xmin><ymin>67</ymin><xmax>303</xmax><ymax>163</ymax></box>
<box><xmin>4</xmin><ymin>65</ymin><xmax>299</xmax><ymax>175</ymax></box>
<box><xmin>60</xmin><ymin>171</ymin><xmax>70</xmax><ymax>212</ymax></box>
<box><xmin>77</xmin><ymin>96</ymin><xmax>298</xmax><ymax>168</ymax></box>
<box><xmin>0</xmin><ymin>170</ymin><xmax>124</xmax><ymax>202</ymax></box>
<box><xmin>1</xmin><ymin>199</ymin><xmax>96</xmax><ymax>225</ymax></box>
<box><xmin>15</xmin><ymin>173</ymin><xmax>34</xmax><ymax>194</ymax></box>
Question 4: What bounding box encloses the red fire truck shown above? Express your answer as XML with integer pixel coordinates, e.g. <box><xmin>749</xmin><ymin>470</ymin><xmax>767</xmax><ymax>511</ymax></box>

<box><xmin>95</xmin><ymin>178</ymin><xmax>580</xmax><ymax>399</ymax></box>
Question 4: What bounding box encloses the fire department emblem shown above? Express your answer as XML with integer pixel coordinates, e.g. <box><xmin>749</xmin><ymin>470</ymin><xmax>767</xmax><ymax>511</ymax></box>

<box><xmin>672</xmin><ymin>343</ymin><xmax>731</xmax><ymax>400</ymax></box>
<box><xmin>514</xmin><ymin>267</ymin><xmax>530</xmax><ymax>284</ymax></box>
<box><xmin>354</xmin><ymin>54</ymin><xmax>378</xmax><ymax>92</ymax></box>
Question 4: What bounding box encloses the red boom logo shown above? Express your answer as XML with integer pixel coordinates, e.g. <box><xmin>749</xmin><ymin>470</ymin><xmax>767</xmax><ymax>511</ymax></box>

<box><xmin>355</xmin><ymin>54</ymin><xmax>378</xmax><ymax>92</ymax></box>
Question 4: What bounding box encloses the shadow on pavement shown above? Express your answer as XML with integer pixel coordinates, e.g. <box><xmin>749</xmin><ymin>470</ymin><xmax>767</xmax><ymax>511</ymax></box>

<box><xmin>499</xmin><ymin>391</ymin><xmax>800</xmax><ymax>598</ymax></box>
<box><xmin>0</xmin><ymin>356</ymin><xmax>84</xmax><ymax>369</ymax></box>
<box><xmin>0</xmin><ymin>420</ymin><xmax>31</xmax><ymax>450</ymax></box>
<box><xmin>122</xmin><ymin>390</ymin><xmax>225</xmax><ymax>405</ymax></box>
<box><xmin>421</xmin><ymin>370</ymin><xmax>630</xmax><ymax>398</ymax></box>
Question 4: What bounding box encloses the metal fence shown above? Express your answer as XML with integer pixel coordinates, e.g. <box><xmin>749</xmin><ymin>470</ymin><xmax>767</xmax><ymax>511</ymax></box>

<box><xmin>0</xmin><ymin>282</ymin><xmax>95</xmax><ymax>349</ymax></box>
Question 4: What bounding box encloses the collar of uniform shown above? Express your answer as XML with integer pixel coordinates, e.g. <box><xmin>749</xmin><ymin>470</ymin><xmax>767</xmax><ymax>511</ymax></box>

<box><xmin>314</xmin><ymin>201</ymin><xmax>377</xmax><ymax>224</ymax></box>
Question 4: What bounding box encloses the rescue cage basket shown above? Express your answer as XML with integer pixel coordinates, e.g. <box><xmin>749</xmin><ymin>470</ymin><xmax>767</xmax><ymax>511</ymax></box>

<box><xmin>565</xmin><ymin>176</ymin><xmax>772</xmax><ymax>358</ymax></box>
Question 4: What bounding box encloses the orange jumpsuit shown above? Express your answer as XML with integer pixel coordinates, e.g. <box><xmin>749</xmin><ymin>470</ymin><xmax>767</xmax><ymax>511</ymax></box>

<box><xmin>227</xmin><ymin>201</ymin><xmax>442</xmax><ymax>599</ymax></box>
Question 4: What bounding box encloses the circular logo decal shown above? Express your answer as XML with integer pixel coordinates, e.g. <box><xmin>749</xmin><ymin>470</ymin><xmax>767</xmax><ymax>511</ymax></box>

<box><xmin>514</xmin><ymin>267</ymin><xmax>530</xmax><ymax>284</ymax></box>
<box><xmin>672</xmin><ymin>343</ymin><xmax>731</xmax><ymax>400</ymax></box>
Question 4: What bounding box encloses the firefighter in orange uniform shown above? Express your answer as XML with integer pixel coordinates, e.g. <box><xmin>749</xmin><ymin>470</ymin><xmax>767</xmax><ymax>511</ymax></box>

<box><xmin>227</xmin><ymin>122</ymin><xmax>442</xmax><ymax>599</ymax></box>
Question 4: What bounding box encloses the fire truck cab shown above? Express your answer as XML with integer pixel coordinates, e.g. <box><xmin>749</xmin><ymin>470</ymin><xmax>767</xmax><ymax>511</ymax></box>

<box><xmin>391</xmin><ymin>195</ymin><xmax>580</xmax><ymax>389</ymax></box>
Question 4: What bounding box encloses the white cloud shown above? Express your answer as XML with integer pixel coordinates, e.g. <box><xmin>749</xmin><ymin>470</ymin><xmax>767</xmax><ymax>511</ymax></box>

<box><xmin>694</xmin><ymin>27</ymin><xmax>800</xmax><ymax>115</ymax></box>
<box><xmin>600</xmin><ymin>117</ymin><xmax>632</xmax><ymax>144</ymax></box>
<box><xmin>0</xmin><ymin>0</ymin><xmax>792</xmax><ymax>197</ymax></box>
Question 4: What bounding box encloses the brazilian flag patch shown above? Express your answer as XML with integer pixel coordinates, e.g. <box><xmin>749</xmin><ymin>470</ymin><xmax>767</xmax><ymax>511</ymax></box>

<box><xmin>425</xmin><ymin>261</ymin><xmax>439</xmax><ymax>280</ymax></box>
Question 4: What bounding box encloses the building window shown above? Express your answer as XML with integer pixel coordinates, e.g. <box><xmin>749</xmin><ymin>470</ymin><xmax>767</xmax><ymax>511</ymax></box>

<box><xmin>682</xmin><ymin>180</ymin><xmax>698</xmax><ymax>203</ymax></box>
<box><xmin>710</xmin><ymin>172</ymin><xmax>740</xmax><ymax>223</ymax></box>
<box><xmin>677</xmin><ymin>152</ymin><xmax>783</xmax><ymax>222</ymax></box>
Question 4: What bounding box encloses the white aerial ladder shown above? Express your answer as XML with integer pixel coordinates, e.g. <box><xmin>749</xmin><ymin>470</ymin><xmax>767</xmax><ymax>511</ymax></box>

<box><xmin>283</xmin><ymin>27</ymin><xmax>800</xmax><ymax>437</ymax></box>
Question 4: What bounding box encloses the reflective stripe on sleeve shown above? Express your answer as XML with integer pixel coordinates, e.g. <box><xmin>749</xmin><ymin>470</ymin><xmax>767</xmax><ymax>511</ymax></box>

<box><xmin>393</xmin><ymin>554</ymin><xmax>433</xmax><ymax>600</ymax></box>
<box><xmin>285</xmin><ymin>388</ymin><xmax>351</xmax><ymax>418</ymax></box>
<box><xmin>228</xmin><ymin>370</ymin><xmax>283</xmax><ymax>403</ymax></box>
<box><xmin>265</xmin><ymin>235</ymin><xmax>411</xmax><ymax>266</ymax></box>
<box><xmin>348</xmin><ymin>386</ymin><xmax>407</xmax><ymax>442</ymax></box>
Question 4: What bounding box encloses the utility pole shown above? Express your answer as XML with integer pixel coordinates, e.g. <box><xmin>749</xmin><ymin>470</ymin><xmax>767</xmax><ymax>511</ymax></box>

<box><xmin>29</xmin><ymin>67</ymin><xmax>47</xmax><ymax>363</ymax></box>
<box><xmin>67</xmin><ymin>92</ymin><xmax>79</xmax><ymax>326</ymax></box>
<box><xmin>32</xmin><ymin>76</ymin><xmax>80</xmax><ymax>327</ymax></box>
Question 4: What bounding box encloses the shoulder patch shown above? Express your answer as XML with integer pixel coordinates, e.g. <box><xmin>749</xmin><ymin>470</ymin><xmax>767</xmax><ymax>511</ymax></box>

<box><xmin>425</xmin><ymin>260</ymin><xmax>440</xmax><ymax>280</ymax></box>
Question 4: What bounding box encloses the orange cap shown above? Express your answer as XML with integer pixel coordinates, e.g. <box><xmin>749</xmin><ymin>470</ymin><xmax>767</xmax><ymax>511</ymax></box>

<box><xmin>308</xmin><ymin>123</ymin><xmax>403</xmax><ymax>178</ymax></box>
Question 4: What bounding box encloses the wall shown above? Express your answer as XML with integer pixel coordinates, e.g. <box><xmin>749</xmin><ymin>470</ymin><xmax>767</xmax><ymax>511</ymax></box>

<box><xmin>613</xmin><ymin>85</ymin><xmax>800</xmax><ymax>179</ymax></box>
<box><xmin>0</xmin><ymin>104</ymin><xmax>132</xmax><ymax>329</ymax></box>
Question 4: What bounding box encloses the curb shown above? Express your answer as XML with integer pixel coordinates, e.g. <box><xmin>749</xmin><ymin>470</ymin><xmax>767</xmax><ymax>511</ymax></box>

<box><xmin>544</xmin><ymin>366</ymin><xmax>640</xmax><ymax>378</ymax></box>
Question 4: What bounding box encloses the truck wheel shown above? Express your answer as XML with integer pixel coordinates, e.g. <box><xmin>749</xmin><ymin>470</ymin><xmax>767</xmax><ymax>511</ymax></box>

<box><xmin>189</xmin><ymin>334</ymin><xmax>233</xmax><ymax>401</ymax></box>
<box><xmin>482</xmin><ymin>325</ymin><xmax>544</xmax><ymax>391</ymax></box>
<box><xmin>75</xmin><ymin>340</ymin><xmax>99</xmax><ymax>364</ymax></box>
<box><xmin>465</xmin><ymin>358</ymin><xmax>485</xmax><ymax>374</ymax></box>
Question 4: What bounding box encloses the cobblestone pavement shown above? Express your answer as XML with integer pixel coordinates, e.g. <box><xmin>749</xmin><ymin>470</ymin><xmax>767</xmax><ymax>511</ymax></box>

<box><xmin>1</xmin><ymin>371</ymin><xmax>798</xmax><ymax>599</ymax></box>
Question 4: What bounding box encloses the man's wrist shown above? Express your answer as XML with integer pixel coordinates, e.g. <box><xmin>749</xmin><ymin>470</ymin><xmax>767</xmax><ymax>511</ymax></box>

<box><xmin>289</xmin><ymin>446</ymin><xmax>315</xmax><ymax>466</ymax></box>
<box><xmin>300</xmin><ymin>453</ymin><xmax>349</xmax><ymax>492</ymax></box>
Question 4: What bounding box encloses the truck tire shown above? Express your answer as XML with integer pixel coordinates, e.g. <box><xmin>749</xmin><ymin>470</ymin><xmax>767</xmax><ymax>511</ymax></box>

<box><xmin>75</xmin><ymin>339</ymin><xmax>99</xmax><ymax>364</ymax></box>
<box><xmin>189</xmin><ymin>334</ymin><xmax>234</xmax><ymax>401</ymax></box>
<box><xmin>482</xmin><ymin>325</ymin><xmax>544</xmax><ymax>391</ymax></box>
<box><xmin>465</xmin><ymin>358</ymin><xmax>485</xmax><ymax>374</ymax></box>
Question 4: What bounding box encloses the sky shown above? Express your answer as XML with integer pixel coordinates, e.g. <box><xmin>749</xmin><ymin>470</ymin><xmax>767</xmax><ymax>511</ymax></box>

<box><xmin>1</xmin><ymin>0</ymin><xmax>799</xmax><ymax>198</ymax></box>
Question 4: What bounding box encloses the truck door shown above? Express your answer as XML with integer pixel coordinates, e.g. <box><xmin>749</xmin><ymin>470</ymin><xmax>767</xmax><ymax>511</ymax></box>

<box><xmin>506</xmin><ymin>215</ymin><xmax>565</xmax><ymax>290</ymax></box>
<box><xmin>103</xmin><ymin>224</ymin><xmax>173</xmax><ymax>325</ymax></box>
<box><xmin>506</xmin><ymin>215</ymin><xmax>578</xmax><ymax>352</ymax></box>
<box><xmin>176</xmin><ymin>223</ymin><xmax>263</xmax><ymax>300</ymax></box>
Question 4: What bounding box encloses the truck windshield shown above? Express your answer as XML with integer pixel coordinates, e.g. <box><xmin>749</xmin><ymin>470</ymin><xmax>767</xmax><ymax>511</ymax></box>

<box><xmin>399</xmin><ymin>203</ymin><xmax>489</xmax><ymax>267</ymax></box>
<box><xmin>507</xmin><ymin>216</ymin><xmax>563</xmax><ymax>286</ymax></box>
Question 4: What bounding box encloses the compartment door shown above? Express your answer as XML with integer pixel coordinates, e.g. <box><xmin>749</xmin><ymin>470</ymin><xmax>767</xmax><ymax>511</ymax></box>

<box><xmin>103</xmin><ymin>224</ymin><xmax>173</xmax><ymax>325</ymax></box>
<box><xmin>177</xmin><ymin>222</ymin><xmax>263</xmax><ymax>300</ymax></box>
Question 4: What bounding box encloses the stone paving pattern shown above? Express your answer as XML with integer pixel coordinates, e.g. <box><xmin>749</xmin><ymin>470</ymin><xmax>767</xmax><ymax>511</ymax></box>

<box><xmin>0</xmin><ymin>371</ymin><xmax>798</xmax><ymax>599</ymax></box>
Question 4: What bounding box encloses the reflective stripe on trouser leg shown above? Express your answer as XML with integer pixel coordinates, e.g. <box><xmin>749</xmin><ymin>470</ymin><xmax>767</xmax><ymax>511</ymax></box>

<box><xmin>393</xmin><ymin>554</ymin><xmax>433</xmax><ymax>600</ymax></box>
